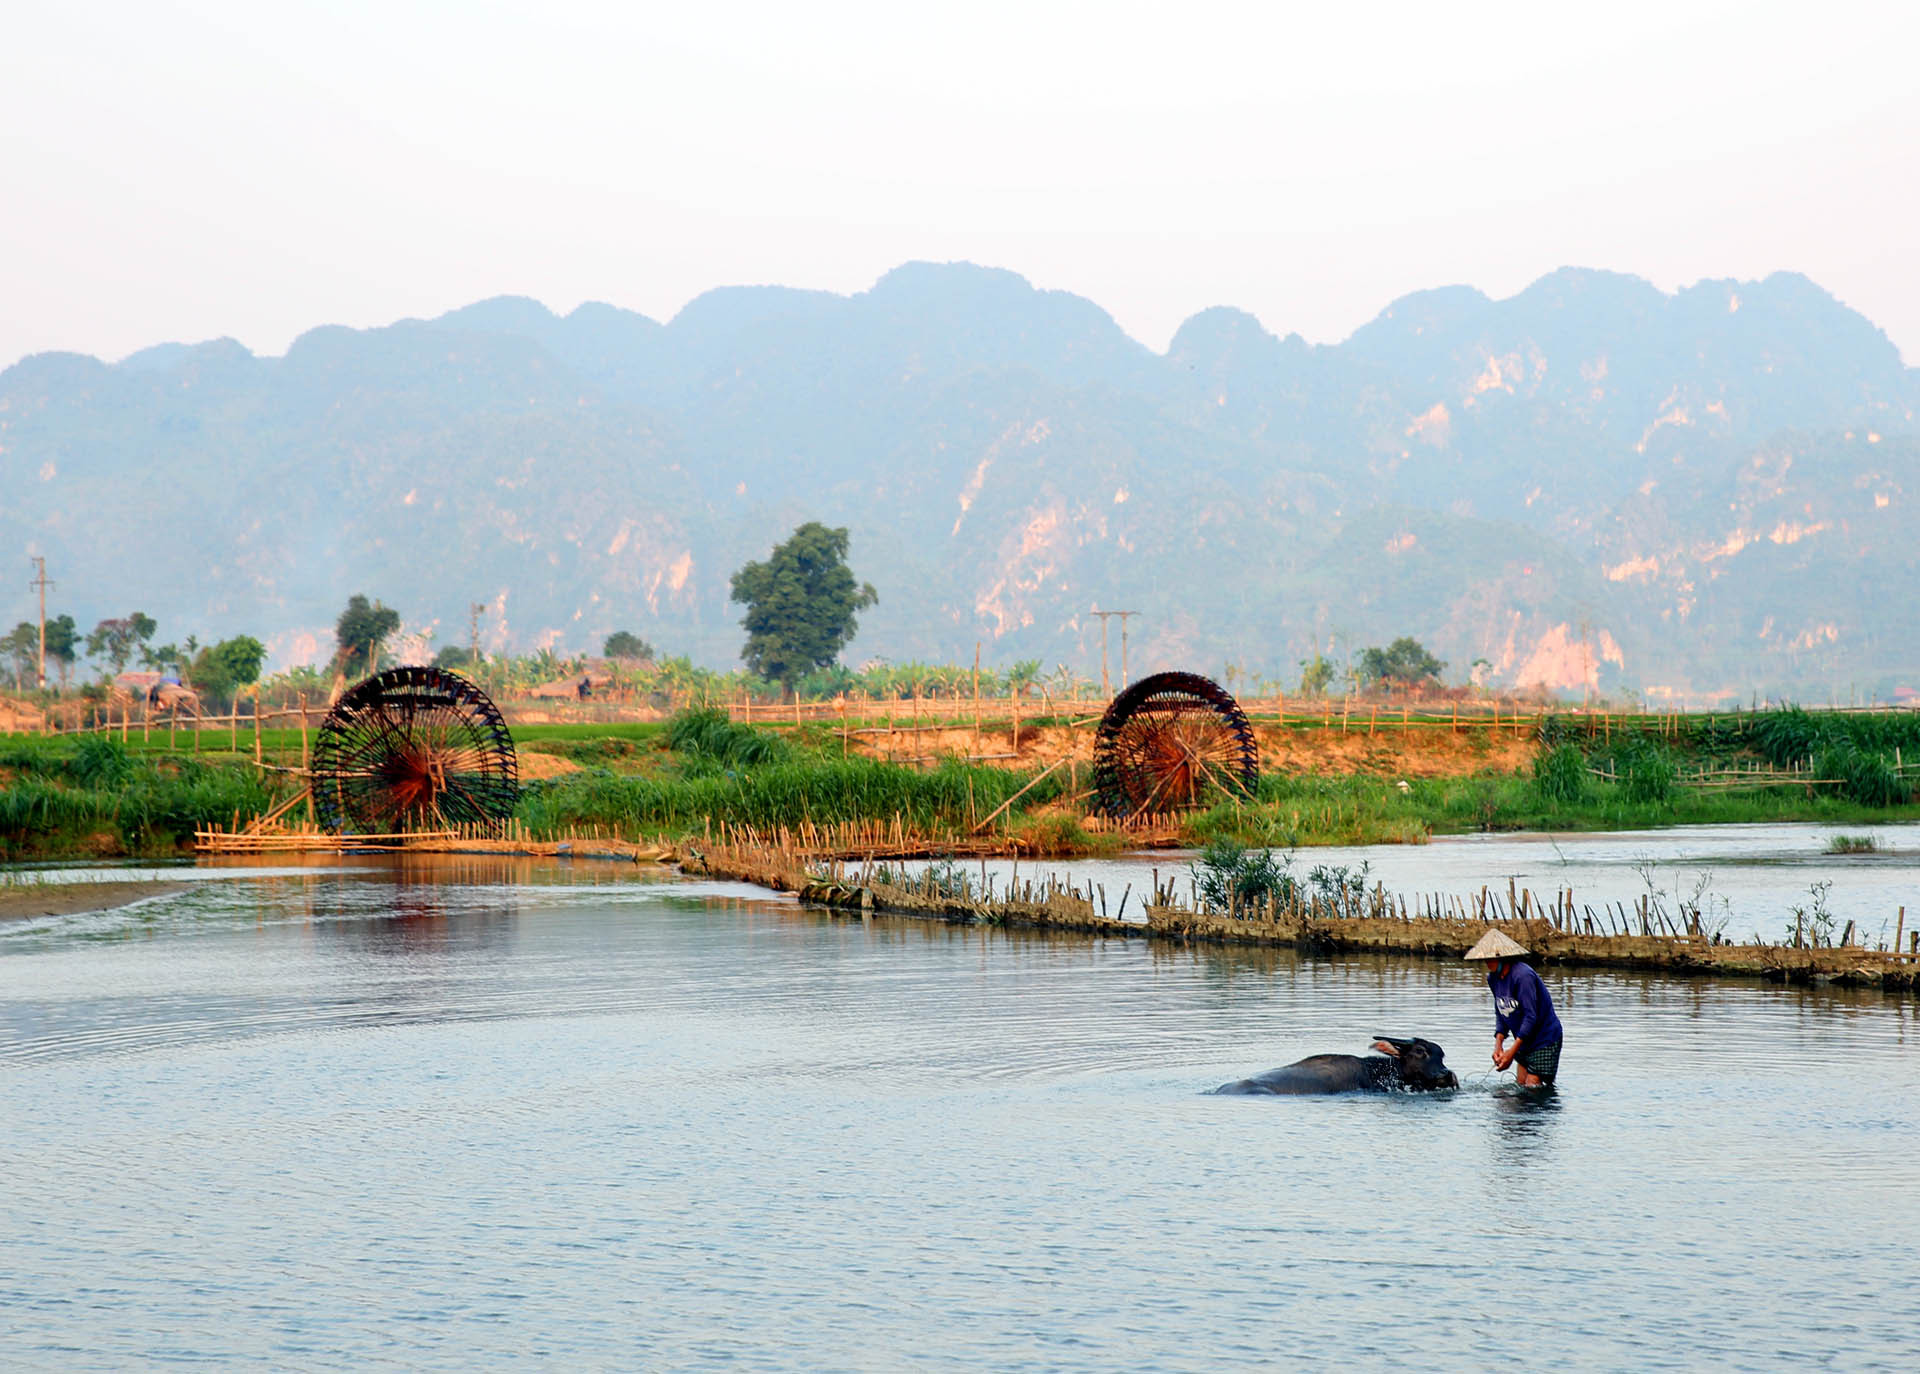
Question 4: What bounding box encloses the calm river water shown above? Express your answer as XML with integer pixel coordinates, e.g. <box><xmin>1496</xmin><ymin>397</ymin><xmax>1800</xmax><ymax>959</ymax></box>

<box><xmin>4</xmin><ymin>854</ymin><xmax>1918</xmax><ymax>1369</ymax></box>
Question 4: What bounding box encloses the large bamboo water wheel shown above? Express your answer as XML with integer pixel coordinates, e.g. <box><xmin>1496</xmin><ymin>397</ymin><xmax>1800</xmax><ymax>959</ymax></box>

<box><xmin>1092</xmin><ymin>671</ymin><xmax>1259</xmax><ymax>818</ymax></box>
<box><xmin>310</xmin><ymin>666</ymin><xmax>518</xmax><ymax>835</ymax></box>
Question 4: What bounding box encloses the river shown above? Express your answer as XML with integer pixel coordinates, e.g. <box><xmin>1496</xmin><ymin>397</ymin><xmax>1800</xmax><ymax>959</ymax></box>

<box><xmin>3</xmin><ymin>852</ymin><xmax>1917</xmax><ymax>1368</ymax></box>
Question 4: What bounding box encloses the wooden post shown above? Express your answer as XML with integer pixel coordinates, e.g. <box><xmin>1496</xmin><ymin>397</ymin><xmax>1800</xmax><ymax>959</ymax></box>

<box><xmin>299</xmin><ymin>697</ymin><xmax>313</xmax><ymax>825</ymax></box>
<box><xmin>972</xmin><ymin>642</ymin><xmax>981</xmax><ymax>748</ymax></box>
<box><xmin>1895</xmin><ymin>907</ymin><xmax>1906</xmax><ymax>957</ymax></box>
<box><xmin>230</xmin><ymin>706</ymin><xmax>238</xmax><ymax>753</ymax></box>
<box><xmin>253</xmin><ymin>692</ymin><xmax>263</xmax><ymax>769</ymax></box>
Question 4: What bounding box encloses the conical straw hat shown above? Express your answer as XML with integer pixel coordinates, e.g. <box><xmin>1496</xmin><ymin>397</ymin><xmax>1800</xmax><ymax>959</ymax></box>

<box><xmin>1463</xmin><ymin>928</ymin><xmax>1529</xmax><ymax>960</ymax></box>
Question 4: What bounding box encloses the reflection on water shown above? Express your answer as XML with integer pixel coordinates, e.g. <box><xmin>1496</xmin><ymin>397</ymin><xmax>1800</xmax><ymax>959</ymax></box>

<box><xmin>2</xmin><ymin>858</ymin><xmax>1917</xmax><ymax>1367</ymax></box>
<box><xmin>1488</xmin><ymin>1084</ymin><xmax>1562</xmax><ymax>1173</ymax></box>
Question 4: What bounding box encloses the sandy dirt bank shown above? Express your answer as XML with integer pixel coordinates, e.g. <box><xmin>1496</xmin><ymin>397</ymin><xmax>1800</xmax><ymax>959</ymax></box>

<box><xmin>0</xmin><ymin>880</ymin><xmax>190</xmax><ymax>922</ymax></box>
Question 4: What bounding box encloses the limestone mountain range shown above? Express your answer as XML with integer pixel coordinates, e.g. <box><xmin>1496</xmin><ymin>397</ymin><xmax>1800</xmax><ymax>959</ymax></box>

<box><xmin>3</xmin><ymin>261</ymin><xmax>1915</xmax><ymax>699</ymax></box>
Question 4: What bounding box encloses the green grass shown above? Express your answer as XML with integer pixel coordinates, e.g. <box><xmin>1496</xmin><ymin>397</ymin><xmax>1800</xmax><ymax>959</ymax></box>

<box><xmin>514</xmin><ymin>754</ymin><xmax>1064</xmax><ymax>839</ymax></box>
<box><xmin>0</xmin><ymin>735</ymin><xmax>273</xmax><ymax>860</ymax></box>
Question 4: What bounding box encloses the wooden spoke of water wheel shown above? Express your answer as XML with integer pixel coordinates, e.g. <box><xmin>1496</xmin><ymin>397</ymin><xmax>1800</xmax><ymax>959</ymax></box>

<box><xmin>310</xmin><ymin>666</ymin><xmax>518</xmax><ymax>835</ymax></box>
<box><xmin>1092</xmin><ymin>671</ymin><xmax>1259</xmax><ymax>818</ymax></box>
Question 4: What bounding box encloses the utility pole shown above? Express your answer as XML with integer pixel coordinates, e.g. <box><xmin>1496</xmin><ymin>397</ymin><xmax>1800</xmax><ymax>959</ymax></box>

<box><xmin>1579</xmin><ymin>616</ymin><xmax>1591</xmax><ymax>711</ymax></box>
<box><xmin>1089</xmin><ymin>609</ymin><xmax>1141</xmax><ymax>697</ymax></box>
<box><xmin>28</xmin><ymin>556</ymin><xmax>52</xmax><ymax>690</ymax></box>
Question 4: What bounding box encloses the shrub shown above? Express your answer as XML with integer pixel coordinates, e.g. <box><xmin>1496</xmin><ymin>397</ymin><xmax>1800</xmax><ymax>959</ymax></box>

<box><xmin>1190</xmin><ymin>839</ymin><xmax>1296</xmax><ymax>915</ymax></box>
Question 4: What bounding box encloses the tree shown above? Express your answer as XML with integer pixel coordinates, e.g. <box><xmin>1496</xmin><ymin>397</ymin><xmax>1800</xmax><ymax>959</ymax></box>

<box><xmin>335</xmin><ymin>595</ymin><xmax>401</xmax><ymax>677</ymax></box>
<box><xmin>145</xmin><ymin>642</ymin><xmax>186</xmax><ymax>674</ymax></box>
<box><xmin>1355</xmin><ymin>637</ymin><xmax>1445</xmax><ymax>689</ymax></box>
<box><xmin>85</xmin><ymin>612</ymin><xmax>157</xmax><ymax>677</ymax></box>
<box><xmin>2</xmin><ymin>622</ymin><xmax>36</xmax><ymax>689</ymax></box>
<box><xmin>729</xmin><ymin>523</ymin><xmax>877</xmax><ymax>696</ymax></box>
<box><xmin>214</xmin><ymin>635</ymin><xmax>266</xmax><ymax>687</ymax></box>
<box><xmin>189</xmin><ymin>635</ymin><xmax>266</xmax><ymax>705</ymax></box>
<box><xmin>1297</xmin><ymin>653</ymin><xmax>1335</xmax><ymax>697</ymax></box>
<box><xmin>603</xmin><ymin>630</ymin><xmax>655</xmax><ymax>662</ymax></box>
<box><xmin>45</xmin><ymin>614</ymin><xmax>78</xmax><ymax>688</ymax></box>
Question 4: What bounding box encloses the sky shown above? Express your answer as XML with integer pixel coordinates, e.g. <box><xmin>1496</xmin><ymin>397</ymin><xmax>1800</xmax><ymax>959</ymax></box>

<box><xmin>4</xmin><ymin>0</ymin><xmax>1919</xmax><ymax>368</ymax></box>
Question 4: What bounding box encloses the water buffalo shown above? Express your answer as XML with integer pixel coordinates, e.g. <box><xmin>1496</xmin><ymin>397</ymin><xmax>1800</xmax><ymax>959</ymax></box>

<box><xmin>1212</xmin><ymin>1036</ymin><xmax>1459</xmax><ymax>1095</ymax></box>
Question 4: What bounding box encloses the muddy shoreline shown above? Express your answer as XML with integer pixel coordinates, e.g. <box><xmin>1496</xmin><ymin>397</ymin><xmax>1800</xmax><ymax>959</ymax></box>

<box><xmin>0</xmin><ymin>880</ymin><xmax>190</xmax><ymax>922</ymax></box>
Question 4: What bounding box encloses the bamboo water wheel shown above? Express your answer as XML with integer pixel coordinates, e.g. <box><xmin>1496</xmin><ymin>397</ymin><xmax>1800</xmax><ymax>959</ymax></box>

<box><xmin>310</xmin><ymin>666</ymin><xmax>518</xmax><ymax>835</ymax></box>
<box><xmin>1092</xmin><ymin>671</ymin><xmax>1259</xmax><ymax>817</ymax></box>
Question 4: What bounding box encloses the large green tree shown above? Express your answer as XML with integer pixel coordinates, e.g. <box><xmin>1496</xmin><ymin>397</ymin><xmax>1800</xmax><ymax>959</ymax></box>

<box><xmin>85</xmin><ymin>611</ymin><xmax>156</xmax><ymax>677</ymax></box>
<box><xmin>1355</xmin><ymin>637</ymin><xmax>1445</xmax><ymax>689</ymax></box>
<box><xmin>190</xmin><ymin>635</ymin><xmax>267</xmax><ymax>705</ymax></box>
<box><xmin>45</xmin><ymin>614</ymin><xmax>78</xmax><ymax>688</ymax></box>
<box><xmin>602</xmin><ymin>630</ymin><xmax>655</xmax><ymax>662</ymax></box>
<box><xmin>335</xmin><ymin>595</ymin><xmax>401</xmax><ymax>677</ymax></box>
<box><xmin>729</xmin><ymin>523</ymin><xmax>877</xmax><ymax>696</ymax></box>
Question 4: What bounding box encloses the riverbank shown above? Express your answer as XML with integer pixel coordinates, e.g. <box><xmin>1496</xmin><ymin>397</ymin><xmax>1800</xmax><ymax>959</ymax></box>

<box><xmin>0</xmin><ymin>878</ymin><xmax>190</xmax><ymax>922</ymax></box>
<box><xmin>684</xmin><ymin>837</ymin><xmax>1920</xmax><ymax>995</ymax></box>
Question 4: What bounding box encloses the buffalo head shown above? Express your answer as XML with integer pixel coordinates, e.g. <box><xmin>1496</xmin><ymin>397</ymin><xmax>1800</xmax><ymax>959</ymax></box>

<box><xmin>1371</xmin><ymin>1035</ymin><xmax>1459</xmax><ymax>1090</ymax></box>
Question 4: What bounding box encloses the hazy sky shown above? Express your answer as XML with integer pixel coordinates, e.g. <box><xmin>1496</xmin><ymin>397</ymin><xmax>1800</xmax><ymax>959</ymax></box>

<box><xmin>5</xmin><ymin>0</ymin><xmax>1918</xmax><ymax>368</ymax></box>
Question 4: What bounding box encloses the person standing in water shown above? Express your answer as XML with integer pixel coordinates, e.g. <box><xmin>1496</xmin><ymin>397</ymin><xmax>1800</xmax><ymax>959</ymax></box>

<box><xmin>1464</xmin><ymin>929</ymin><xmax>1563</xmax><ymax>1087</ymax></box>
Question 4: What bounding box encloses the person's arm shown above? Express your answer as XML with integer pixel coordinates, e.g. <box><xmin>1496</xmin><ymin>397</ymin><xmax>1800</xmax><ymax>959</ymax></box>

<box><xmin>1507</xmin><ymin>968</ymin><xmax>1544</xmax><ymax>1046</ymax></box>
<box><xmin>1490</xmin><ymin>970</ymin><xmax>1513</xmax><ymax>1065</ymax></box>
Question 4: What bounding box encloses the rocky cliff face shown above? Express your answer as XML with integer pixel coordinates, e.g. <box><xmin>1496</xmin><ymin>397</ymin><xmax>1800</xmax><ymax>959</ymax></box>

<box><xmin>4</xmin><ymin>261</ymin><xmax>1914</xmax><ymax>697</ymax></box>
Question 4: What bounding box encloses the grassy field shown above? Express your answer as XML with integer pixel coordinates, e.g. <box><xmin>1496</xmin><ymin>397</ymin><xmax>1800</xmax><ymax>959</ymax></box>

<box><xmin>5</xmin><ymin>706</ymin><xmax>1918</xmax><ymax>861</ymax></box>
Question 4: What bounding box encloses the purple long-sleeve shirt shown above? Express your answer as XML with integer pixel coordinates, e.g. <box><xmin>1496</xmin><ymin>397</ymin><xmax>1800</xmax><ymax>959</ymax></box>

<box><xmin>1488</xmin><ymin>961</ymin><xmax>1563</xmax><ymax>1046</ymax></box>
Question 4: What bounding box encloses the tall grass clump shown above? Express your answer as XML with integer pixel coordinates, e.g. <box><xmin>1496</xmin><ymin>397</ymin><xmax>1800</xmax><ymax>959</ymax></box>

<box><xmin>1816</xmin><ymin>742</ymin><xmax>1908</xmax><ymax>807</ymax></box>
<box><xmin>1749</xmin><ymin>707</ymin><xmax>1823</xmax><ymax>768</ymax></box>
<box><xmin>666</xmin><ymin>707</ymin><xmax>791</xmax><ymax>768</ymax></box>
<box><xmin>1532</xmin><ymin>743</ymin><xmax>1587</xmax><ymax>805</ymax></box>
